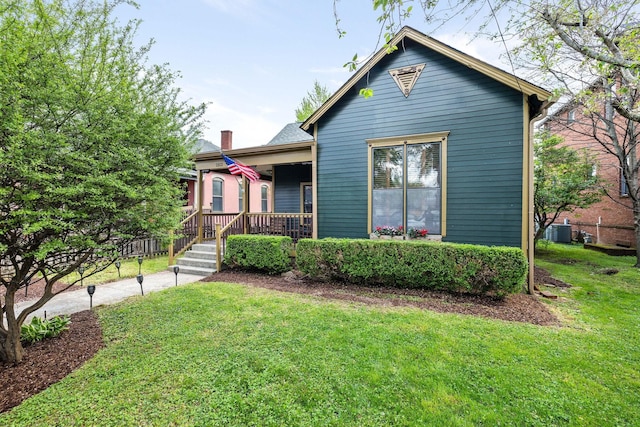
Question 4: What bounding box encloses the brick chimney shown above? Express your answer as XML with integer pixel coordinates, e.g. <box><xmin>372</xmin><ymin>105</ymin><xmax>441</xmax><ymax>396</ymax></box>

<box><xmin>221</xmin><ymin>130</ymin><xmax>232</xmax><ymax>151</ymax></box>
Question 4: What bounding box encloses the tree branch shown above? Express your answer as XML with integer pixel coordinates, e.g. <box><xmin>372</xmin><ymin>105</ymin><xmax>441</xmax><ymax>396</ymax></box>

<box><xmin>541</xmin><ymin>8</ymin><xmax>640</xmax><ymax>69</ymax></box>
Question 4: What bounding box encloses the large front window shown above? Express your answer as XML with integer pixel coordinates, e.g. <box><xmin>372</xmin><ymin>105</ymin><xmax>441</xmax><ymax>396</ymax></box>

<box><xmin>369</xmin><ymin>132</ymin><xmax>447</xmax><ymax>235</ymax></box>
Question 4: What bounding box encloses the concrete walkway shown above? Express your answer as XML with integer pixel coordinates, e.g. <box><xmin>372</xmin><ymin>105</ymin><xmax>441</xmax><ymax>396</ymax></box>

<box><xmin>14</xmin><ymin>270</ymin><xmax>205</xmax><ymax>321</ymax></box>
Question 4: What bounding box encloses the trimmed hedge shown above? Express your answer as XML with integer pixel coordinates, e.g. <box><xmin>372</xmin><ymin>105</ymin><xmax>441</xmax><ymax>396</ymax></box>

<box><xmin>296</xmin><ymin>238</ymin><xmax>527</xmax><ymax>297</ymax></box>
<box><xmin>224</xmin><ymin>235</ymin><xmax>293</xmax><ymax>274</ymax></box>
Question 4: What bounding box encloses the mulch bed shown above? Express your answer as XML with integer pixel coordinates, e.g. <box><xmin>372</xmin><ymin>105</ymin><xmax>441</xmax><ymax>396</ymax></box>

<box><xmin>204</xmin><ymin>269</ymin><xmax>562</xmax><ymax>326</ymax></box>
<box><xmin>1</xmin><ymin>267</ymin><xmax>567</xmax><ymax>413</ymax></box>
<box><xmin>0</xmin><ymin>310</ymin><xmax>103</xmax><ymax>413</ymax></box>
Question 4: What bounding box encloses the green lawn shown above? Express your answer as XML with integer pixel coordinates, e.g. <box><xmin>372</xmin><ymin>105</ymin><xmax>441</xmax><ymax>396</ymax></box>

<box><xmin>2</xmin><ymin>244</ymin><xmax>639</xmax><ymax>426</ymax></box>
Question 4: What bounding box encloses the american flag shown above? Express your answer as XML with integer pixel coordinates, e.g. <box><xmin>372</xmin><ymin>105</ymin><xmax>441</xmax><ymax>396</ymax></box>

<box><xmin>221</xmin><ymin>154</ymin><xmax>261</xmax><ymax>182</ymax></box>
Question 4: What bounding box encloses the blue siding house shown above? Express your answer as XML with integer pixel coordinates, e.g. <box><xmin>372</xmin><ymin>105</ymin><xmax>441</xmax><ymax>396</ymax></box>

<box><xmin>304</xmin><ymin>27</ymin><xmax>550</xmax><ymax>244</ymax></box>
<box><xmin>194</xmin><ymin>26</ymin><xmax>552</xmax><ymax>285</ymax></box>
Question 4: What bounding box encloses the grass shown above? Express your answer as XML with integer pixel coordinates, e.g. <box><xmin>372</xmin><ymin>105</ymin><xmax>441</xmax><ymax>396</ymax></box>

<box><xmin>62</xmin><ymin>255</ymin><xmax>170</xmax><ymax>286</ymax></box>
<box><xmin>2</xmin><ymin>243</ymin><xmax>639</xmax><ymax>426</ymax></box>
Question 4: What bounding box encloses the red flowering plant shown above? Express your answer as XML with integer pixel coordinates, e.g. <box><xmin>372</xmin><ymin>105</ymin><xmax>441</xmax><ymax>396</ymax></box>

<box><xmin>407</xmin><ymin>227</ymin><xmax>428</xmax><ymax>238</ymax></box>
<box><xmin>373</xmin><ymin>225</ymin><xmax>404</xmax><ymax>236</ymax></box>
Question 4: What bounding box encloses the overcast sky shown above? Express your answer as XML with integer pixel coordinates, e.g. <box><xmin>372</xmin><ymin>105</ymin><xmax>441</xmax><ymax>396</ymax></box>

<box><xmin>116</xmin><ymin>0</ymin><xmax>514</xmax><ymax>149</ymax></box>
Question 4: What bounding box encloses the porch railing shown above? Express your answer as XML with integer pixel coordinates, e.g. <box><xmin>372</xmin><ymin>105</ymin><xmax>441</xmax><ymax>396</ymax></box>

<box><xmin>168</xmin><ymin>212</ymin><xmax>313</xmax><ymax>266</ymax></box>
<box><xmin>168</xmin><ymin>210</ymin><xmax>199</xmax><ymax>263</ymax></box>
<box><xmin>245</xmin><ymin>213</ymin><xmax>313</xmax><ymax>241</ymax></box>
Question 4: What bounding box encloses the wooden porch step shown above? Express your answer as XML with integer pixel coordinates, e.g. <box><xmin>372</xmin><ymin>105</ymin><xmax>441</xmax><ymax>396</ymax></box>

<box><xmin>170</xmin><ymin>243</ymin><xmax>218</xmax><ymax>276</ymax></box>
<box><xmin>169</xmin><ymin>264</ymin><xmax>215</xmax><ymax>276</ymax></box>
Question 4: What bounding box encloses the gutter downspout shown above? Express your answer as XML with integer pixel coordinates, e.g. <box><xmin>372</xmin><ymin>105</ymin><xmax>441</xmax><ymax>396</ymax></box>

<box><xmin>312</xmin><ymin>124</ymin><xmax>318</xmax><ymax>239</ymax></box>
<box><xmin>528</xmin><ymin>97</ymin><xmax>551</xmax><ymax>294</ymax></box>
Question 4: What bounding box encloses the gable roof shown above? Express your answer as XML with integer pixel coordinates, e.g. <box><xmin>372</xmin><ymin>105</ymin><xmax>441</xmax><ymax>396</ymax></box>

<box><xmin>193</xmin><ymin>138</ymin><xmax>221</xmax><ymax>155</ymax></box>
<box><xmin>301</xmin><ymin>26</ymin><xmax>552</xmax><ymax>131</ymax></box>
<box><xmin>266</xmin><ymin>122</ymin><xmax>314</xmax><ymax>146</ymax></box>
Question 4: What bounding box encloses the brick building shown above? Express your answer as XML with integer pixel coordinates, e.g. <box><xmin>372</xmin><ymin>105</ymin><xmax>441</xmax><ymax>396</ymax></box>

<box><xmin>542</xmin><ymin>100</ymin><xmax>636</xmax><ymax>247</ymax></box>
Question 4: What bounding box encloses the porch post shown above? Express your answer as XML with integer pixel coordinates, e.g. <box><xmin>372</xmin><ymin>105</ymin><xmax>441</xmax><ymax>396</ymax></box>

<box><xmin>197</xmin><ymin>169</ymin><xmax>204</xmax><ymax>243</ymax></box>
<box><xmin>243</xmin><ymin>175</ymin><xmax>249</xmax><ymax>234</ymax></box>
<box><xmin>215</xmin><ymin>223</ymin><xmax>222</xmax><ymax>272</ymax></box>
<box><xmin>311</xmin><ymin>133</ymin><xmax>318</xmax><ymax>239</ymax></box>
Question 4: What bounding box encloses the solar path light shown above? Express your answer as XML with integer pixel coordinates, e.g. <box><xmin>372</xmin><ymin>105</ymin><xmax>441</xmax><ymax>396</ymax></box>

<box><xmin>136</xmin><ymin>274</ymin><xmax>144</xmax><ymax>296</ymax></box>
<box><xmin>78</xmin><ymin>266</ymin><xmax>85</xmax><ymax>287</ymax></box>
<box><xmin>87</xmin><ymin>285</ymin><xmax>96</xmax><ymax>310</ymax></box>
<box><xmin>137</xmin><ymin>256</ymin><xmax>143</xmax><ymax>275</ymax></box>
<box><xmin>115</xmin><ymin>260</ymin><xmax>121</xmax><ymax>278</ymax></box>
<box><xmin>173</xmin><ymin>265</ymin><xmax>179</xmax><ymax>286</ymax></box>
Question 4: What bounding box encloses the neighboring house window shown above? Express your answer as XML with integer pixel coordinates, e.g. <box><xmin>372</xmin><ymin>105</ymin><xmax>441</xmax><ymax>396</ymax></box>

<box><xmin>261</xmin><ymin>185</ymin><xmax>269</xmax><ymax>212</ymax></box>
<box><xmin>368</xmin><ymin>132</ymin><xmax>448</xmax><ymax>235</ymax></box>
<box><xmin>621</xmin><ymin>168</ymin><xmax>629</xmax><ymax>197</ymax></box>
<box><xmin>238</xmin><ymin>182</ymin><xmax>244</xmax><ymax>212</ymax></box>
<box><xmin>567</xmin><ymin>109</ymin><xmax>576</xmax><ymax>124</ymax></box>
<box><xmin>212</xmin><ymin>177</ymin><xmax>223</xmax><ymax>211</ymax></box>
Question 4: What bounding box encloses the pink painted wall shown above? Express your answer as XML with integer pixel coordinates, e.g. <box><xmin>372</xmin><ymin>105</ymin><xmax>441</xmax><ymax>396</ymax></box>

<box><xmin>199</xmin><ymin>171</ymin><xmax>271</xmax><ymax>213</ymax></box>
<box><xmin>182</xmin><ymin>131</ymin><xmax>272</xmax><ymax>213</ymax></box>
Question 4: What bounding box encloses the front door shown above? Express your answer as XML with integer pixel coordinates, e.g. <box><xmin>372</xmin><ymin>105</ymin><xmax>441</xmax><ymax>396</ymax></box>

<box><xmin>301</xmin><ymin>183</ymin><xmax>312</xmax><ymax>213</ymax></box>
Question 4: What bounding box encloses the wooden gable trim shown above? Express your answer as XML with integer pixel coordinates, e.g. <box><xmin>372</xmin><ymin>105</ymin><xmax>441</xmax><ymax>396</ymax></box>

<box><xmin>301</xmin><ymin>26</ymin><xmax>552</xmax><ymax>131</ymax></box>
<box><xmin>389</xmin><ymin>63</ymin><xmax>426</xmax><ymax>97</ymax></box>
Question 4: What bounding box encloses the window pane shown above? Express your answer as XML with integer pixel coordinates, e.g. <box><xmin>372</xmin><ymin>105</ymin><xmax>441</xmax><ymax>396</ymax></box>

<box><xmin>303</xmin><ymin>184</ymin><xmax>313</xmax><ymax>213</ymax></box>
<box><xmin>212</xmin><ymin>179</ymin><xmax>223</xmax><ymax>212</ymax></box>
<box><xmin>407</xmin><ymin>188</ymin><xmax>441</xmax><ymax>234</ymax></box>
<box><xmin>407</xmin><ymin>143</ymin><xmax>439</xmax><ymax>188</ymax></box>
<box><xmin>261</xmin><ymin>185</ymin><xmax>268</xmax><ymax>212</ymax></box>
<box><xmin>372</xmin><ymin>188</ymin><xmax>403</xmax><ymax>229</ymax></box>
<box><xmin>238</xmin><ymin>183</ymin><xmax>244</xmax><ymax>212</ymax></box>
<box><xmin>621</xmin><ymin>169</ymin><xmax>628</xmax><ymax>196</ymax></box>
<box><xmin>373</xmin><ymin>147</ymin><xmax>403</xmax><ymax>189</ymax></box>
<box><xmin>372</xmin><ymin>146</ymin><xmax>404</xmax><ymax>230</ymax></box>
<box><xmin>407</xmin><ymin>143</ymin><xmax>440</xmax><ymax>234</ymax></box>
<box><xmin>213</xmin><ymin>179</ymin><xmax>222</xmax><ymax>195</ymax></box>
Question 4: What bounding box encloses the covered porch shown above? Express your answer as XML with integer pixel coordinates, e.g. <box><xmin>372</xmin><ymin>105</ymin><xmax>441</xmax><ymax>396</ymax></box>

<box><xmin>168</xmin><ymin>141</ymin><xmax>317</xmax><ymax>271</ymax></box>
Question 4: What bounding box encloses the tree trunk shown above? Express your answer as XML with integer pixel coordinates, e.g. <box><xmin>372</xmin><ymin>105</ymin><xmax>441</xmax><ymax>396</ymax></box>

<box><xmin>534</xmin><ymin>226</ymin><xmax>546</xmax><ymax>249</ymax></box>
<box><xmin>0</xmin><ymin>325</ymin><xmax>24</xmax><ymax>364</ymax></box>
<box><xmin>0</xmin><ymin>290</ymin><xmax>25</xmax><ymax>364</ymax></box>
<box><xmin>634</xmin><ymin>201</ymin><xmax>640</xmax><ymax>268</ymax></box>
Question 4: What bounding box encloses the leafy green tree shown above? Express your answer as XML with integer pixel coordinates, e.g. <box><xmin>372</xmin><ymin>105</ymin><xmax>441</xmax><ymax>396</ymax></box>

<box><xmin>295</xmin><ymin>80</ymin><xmax>332</xmax><ymax>122</ymax></box>
<box><xmin>336</xmin><ymin>0</ymin><xmax>640</xmax><ymax>265</ymax></box>
<box><xmin>0</xmin><ymin>0</ymin><xmax>205</xmax><ymax>364</ymax></box>
<box><xmin>533</xmin><ymin>131</ymin><xmax>602</xmax><ymax>248</ymax></box>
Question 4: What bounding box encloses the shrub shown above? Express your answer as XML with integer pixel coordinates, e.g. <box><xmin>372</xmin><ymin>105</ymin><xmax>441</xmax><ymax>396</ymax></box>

<box><xmin>21</xmin><ymin>315</ymin><xmax>71</xmax><ymax>345</ymax></box>
<box><xmin>224</xmin><ymin>235</ymin><xmax>293</xmax><ymax>274</ymax></box>
<box><xmin>296</xmin><ymin>238</ymin><xmax>527</xmax><ymax>297</ymax></box>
